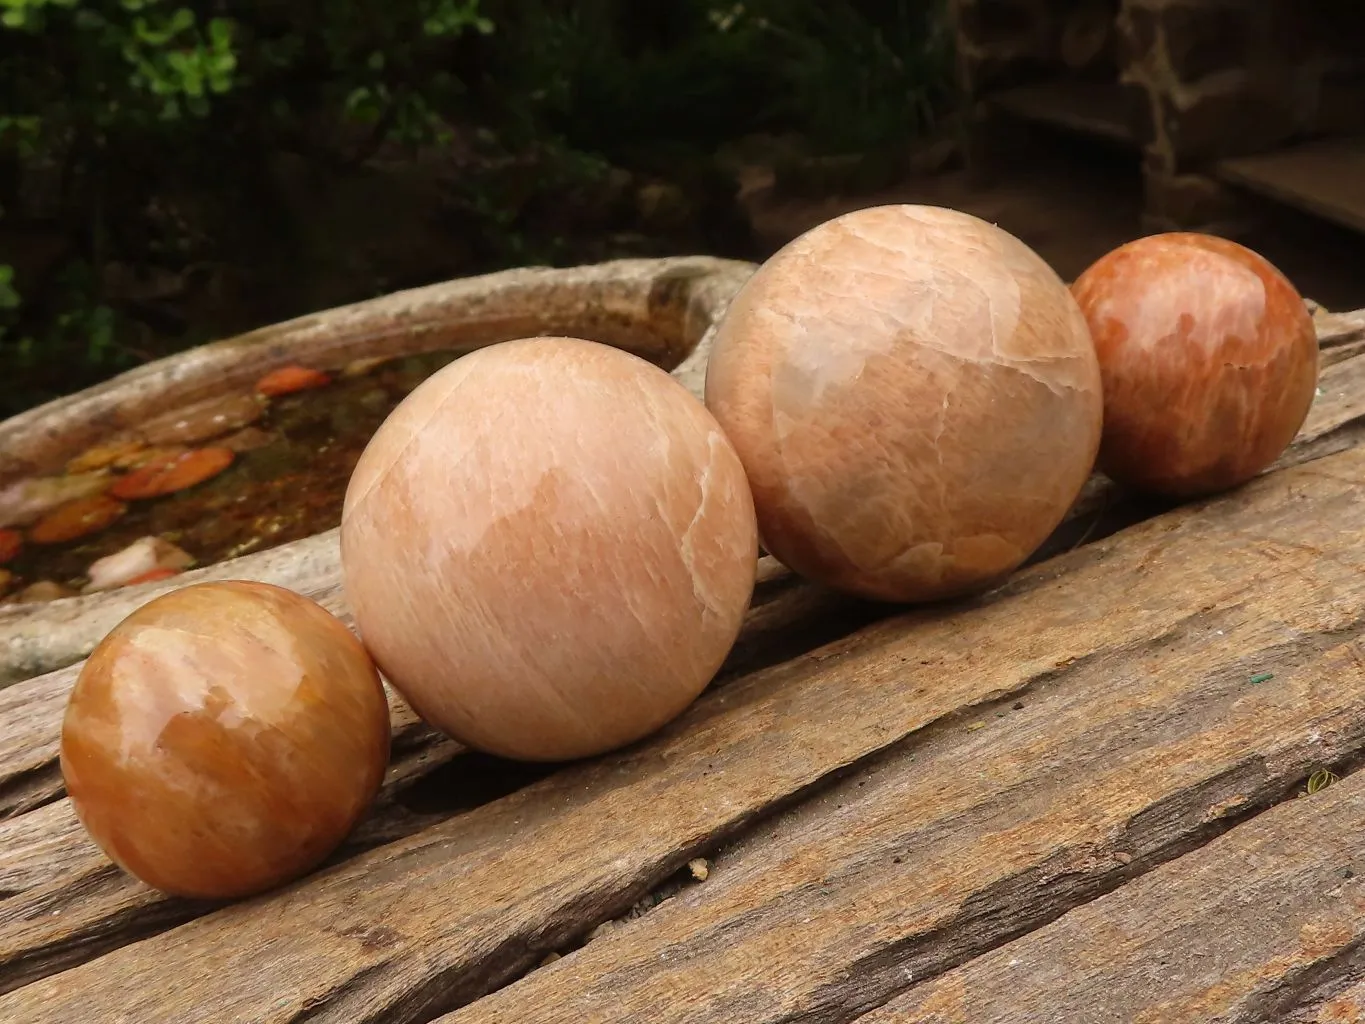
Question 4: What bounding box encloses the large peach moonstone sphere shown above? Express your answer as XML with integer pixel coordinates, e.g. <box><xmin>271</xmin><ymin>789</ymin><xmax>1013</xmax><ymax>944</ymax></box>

<box><xmin>340</xmin><ymin>337</ymin><xmax>759</xmax><ymax>763</ymax></box>
<box><xmin>704</xmin><ymin>204</ymin><xmax>1104</xmax><ymax>603</ymax></box>
<box><xmin>1072</xmin><ymin>232</ymin><xmax>1318</xmax><ymax>498</ymax></box>
<box><xmin>60</xmin><ymin>581</ymin><xmax>391</xmax><ymax>900</ymax></box>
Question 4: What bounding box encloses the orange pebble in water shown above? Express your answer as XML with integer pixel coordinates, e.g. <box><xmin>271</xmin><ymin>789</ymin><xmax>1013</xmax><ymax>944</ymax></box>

<box><xmin>60</xmin><ymin>581</ymin><xmax>391</xmax><ymax>900</ymax></box>
<box><xmin>0</xmin><ymin>528</ymin><xmax>20</xmax><ymax>563</ymax></box>
<box><xmin>341</xmin><ymin>337</ymin><xmax>759</xmax><ymax>762</ymax></box>
<box><xmin>29</xmin><ymin>493</ymin><xmax>128</xmax><ymax>544</ymax></box>
<box><xmin>125</xmin><ymin>566</ymin><xmax>183</xmax><ymax>586</ymax></box>
<box><xmin>109</xmin><ymin>447</ymin><xmax>235</xmax><ymax>500</ymax></box>
<box><xmin>256</xmin><ymin>365</ymin><xmax>332</xmax><ymax>397</ymax></box>
<box><xmin>1072</xmin><ymin>233</ymin><xmax>1318</xmax><ymax>497</ymax></box>
<box><xmin>704</xmin><ymin>204</ymin><xmax>1103</xmax><ymax>603</ymax></box>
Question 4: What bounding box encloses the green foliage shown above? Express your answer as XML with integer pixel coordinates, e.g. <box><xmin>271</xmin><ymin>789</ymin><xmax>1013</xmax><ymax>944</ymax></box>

<box><xmin>745</xmin><ymin>0</ymin><xmax>954</xmax><ymax>153</ymax></box>
<box><xmin>0</xmin><ymin>0</ymin><xmax>497</xmax><ymax>412</ymax></box>
<box><xmin>0</xmin><ymin>0</ymin><xmax>955</xmax><ymax>416</ymax></box>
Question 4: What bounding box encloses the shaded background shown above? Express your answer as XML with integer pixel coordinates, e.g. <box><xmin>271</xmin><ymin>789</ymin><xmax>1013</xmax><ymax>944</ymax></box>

<box><xmin>2</xmin><ymin>0</ymin><xmax>1363</xmax><ymax>419</ymax></box>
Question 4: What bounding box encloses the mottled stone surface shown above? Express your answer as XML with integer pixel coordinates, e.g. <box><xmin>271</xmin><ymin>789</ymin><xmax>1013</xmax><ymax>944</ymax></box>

<box><xmin>1072</xmin><ymin>232</ymin><xmax>1318</xmax><ymax>497</ymax></box>
<box><xmin>341</xmin><ymin>337</ymin><xmax>758</xmax><ymax>762</ymax></box>
<box><xmin>704</xmin><ymin>204</ymin><xmax>1103</xmax><ymax>603</ymax></box>
<box><xmin>138</xmin><ymin>392</ymin><xmax>264</xmax><ymax>447</ymax></box>
<box><xmin>60</xmin><ymin>581</ymin><xmax>390</xmax><ymax>900</ymax></box>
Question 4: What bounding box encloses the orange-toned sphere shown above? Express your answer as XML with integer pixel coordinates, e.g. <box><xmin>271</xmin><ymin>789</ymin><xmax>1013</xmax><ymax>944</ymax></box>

<box><xmin>340</xmin><ymin>337</ymin><xmax>759</xmax><ymax>762</ymax></box>
<box><xmin>704</xmin><ymin>204</ymin><xmax>1104</xmax><ymax>603</ymax></box>
<box><xmin>1072</xmin><ymin>233</ymin><xmax>1318</xmax><ymax>497</ymax></box>
<box><xmin>60</xmin><ymin>581</ymin><xmax>391</xmax><ymax>900</ymax></box>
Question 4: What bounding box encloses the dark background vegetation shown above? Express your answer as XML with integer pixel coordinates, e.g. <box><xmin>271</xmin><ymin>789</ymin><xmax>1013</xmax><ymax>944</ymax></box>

<box><xmin>0</xmin><ymin>0</ymin><xmax>957</xmax><ymax>418</ymax></box>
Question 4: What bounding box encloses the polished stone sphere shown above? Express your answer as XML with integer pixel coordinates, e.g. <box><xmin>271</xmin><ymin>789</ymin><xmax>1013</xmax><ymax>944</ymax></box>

<box><xmin>704</xmin><ymin>204</ymin><xmax>1104</xmax><ymax>603</ymax></box>
<box><xmin>1072</xmin><ymin>232</ymin><xmax>1318</xmax><ymax>497</ymax></box>
<box><xmin>341</xmin><ymin>336</ymin><xmax>758</xmax><ymax>762</ymax></box>
<box><xmin>60</xmin><ymin>580</ymin><xmax>391</xmax><ymax>900</ymax></box>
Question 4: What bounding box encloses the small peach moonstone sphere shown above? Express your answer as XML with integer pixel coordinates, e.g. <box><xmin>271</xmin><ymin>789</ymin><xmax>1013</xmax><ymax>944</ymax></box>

<box><xmin>1072</xmin><ymin>232</ymin><xmax>1318</xmax><ymax>497</ymax></box>
<box><xmin>340</xmin><ymin>337</ymin><xmax>758</xmax><ymax>762</ymax></box>
<box><xmin>60</xmin><ymin>581</ymin><xmax>391</xmax><ymax>900</ymax></box>
<box><xmin>704</xmin><ymin>204</ymin><xmax>1104</xmax><ymax>603</ymax></box>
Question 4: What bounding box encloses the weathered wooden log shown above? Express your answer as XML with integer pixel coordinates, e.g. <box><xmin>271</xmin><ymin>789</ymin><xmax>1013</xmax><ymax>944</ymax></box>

<box><xmin>2</xmin><ymin>284</ymin><xmax>1363</xmax><ymax>1022</ymax></box>
<box><xmin>4</xmin><ymin>420</ymin><xmax>1365</xmax><ymax>1023</ymax></box>
<box><xmin>864</xmin><ymin>770</ymin><xmax>1365</xmax><ymax>1022</ymax></box>
<box><xmin>5</xmin><ymin>317</ymin><xmax>1364</xmax><ymax>688</ymax></box>
<box><xmin>0</xmin><ymin>256</ymin><xmax>753</xmax><ymax>486</ymax></box>
<box><xmin>0</xmin><ymin>256</ymin><xmax>754</xmax><ymax>684</ymax></box>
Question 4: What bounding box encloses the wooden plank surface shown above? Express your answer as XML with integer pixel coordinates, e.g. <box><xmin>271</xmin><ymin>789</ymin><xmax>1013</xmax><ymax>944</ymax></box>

<box><xmin>3</xmin><ymin>341</ymin><xmax>1361</xmax><ymax>819</ymax></box>
<box><xmin>866</xmin><ymin>772</ymin><xmax>1365</xmax><ymax>1023</ymax></box>
<box><xmin>0</xmin><ymin>341</ymin><xmax>1354</xmax><ymax>983</ymax></box>
<box><xmin>1</xmin><ymin>316</ymin><xmax>1361</xmax><ymax>1020</ymax></box>
<box><xmin>2</xmin><ymin>428</ymin><xmax>1364</xmax><ymax>1022</ymax></box>
<box><xmin>1217</xmin><ymin>136</ymin><xmax>1365</xmax><ymax>236</ymax></box>
<box><xmin>1289</xmin><ymin>977</ymin><xmax>1365</xmax><ymax>1023</ymax></box>
<box><xmin>0</xmin><ymin>564</ymin><xmax>870</xmax><ymax>993</ymax></box>
<box><xmin>426</xmin><ymin>447</ymin><xmax>1365</xmax><ymax>1024</ymax></box>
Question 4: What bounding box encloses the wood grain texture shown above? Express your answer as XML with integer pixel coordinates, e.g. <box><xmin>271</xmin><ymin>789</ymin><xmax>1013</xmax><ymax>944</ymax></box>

<box><xmin>426</xmin><ymin>447</ymin><xmax>1365</xmax><ymax>1024</ymax></box>
<box><xmin>0</xmin><ymin>562</ymin><xmax>859</xmax><ymax>992</ymax></box>
<box><xmin>1289</xmin><ymin>976</ymin><xmax>1365</xmax><ymax>1023</ymax></box>
<box><xmin>867</xmin><ymin>774</ymin><xmax>1365</xmax><ymax>1023</ymax></box>
<box><xmin>3</xmin><ymin>435</ymin><xmax>1364</xmax><ymax>1023</ymax></box>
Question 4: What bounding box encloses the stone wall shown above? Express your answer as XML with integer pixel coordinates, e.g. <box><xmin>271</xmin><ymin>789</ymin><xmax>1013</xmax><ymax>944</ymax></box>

<box><xmin>952</xmin><ymin>0</ymin><xmax>1365</xmax><ymax>230</ymax></box>
<box><xmin>953</xmin><ymin>0</ymin><xmax>1123</xmax><ymax>97</ymax></box>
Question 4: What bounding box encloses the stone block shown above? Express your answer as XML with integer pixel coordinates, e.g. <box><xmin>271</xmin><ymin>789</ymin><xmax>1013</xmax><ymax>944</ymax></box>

<box><xmin>1162</xmin><ymin>1</ymin><xmax>1253</xmax><ymax>84</ymax></box>
<box><xmin>959</xmin><ymin>47</ymin><xmax>1054</xmax><ymax>95</ymax></box>
<box><xmin>1313</xmin><ymin>76</ymin><xmax>1365</xmax><ymax>135</ymax></box>
<box><xmin>1120</xmin><ymin>81</ymin><xmax>1160</xmax><ymax>147</ymax></box>
<box><xmin>1116</xmin><ymin>3</ymin><xmax>1158</xmax><ymax>73</ymax></box>
<box><xmin>1162</xmin><ymin>85</ymin><xmax>1300</xmax><ymax>163</ymax></box>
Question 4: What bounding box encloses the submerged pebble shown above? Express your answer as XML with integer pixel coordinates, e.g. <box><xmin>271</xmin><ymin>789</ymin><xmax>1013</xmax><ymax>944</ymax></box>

<box><xmin>0</xmin><ymin>472</ymin><xmax>112</xmax><ymax>529</ymax></box>
<box><xmin>84</xmin><ymin>536</ymin><xmax>197</xmax><ymax>593</ymax></box>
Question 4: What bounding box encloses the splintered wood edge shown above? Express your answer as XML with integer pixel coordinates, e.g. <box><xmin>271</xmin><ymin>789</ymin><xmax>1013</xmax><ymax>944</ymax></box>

<box><xmin>3</xmin><ymin>439</ymin><xmax>1365</xmax><ymax>1023</ymax></box>
<box><xmin>861</xmin><ymin>772</ymin><xmax>1365</xmax><ymax>1023</ymax></box>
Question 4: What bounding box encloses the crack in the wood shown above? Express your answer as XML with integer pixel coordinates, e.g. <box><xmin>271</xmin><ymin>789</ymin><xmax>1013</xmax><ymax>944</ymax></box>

<box><xmin>7</xmin><ymin>432</ymin><xmax>1365</xmax><ymax>1020</ymax></box>
<box><xmin>0</xmin><ymin>864</ymin><xmax>217</xmax><ymax>996</ymax></box>
<box><xmin>1228</xmin><ymin>932</ymin><xmax>1365</xmax><ymax>1024</ymax></box>
<box><xmin>0</xmin><ymin>766</ymin><xmax>62</xmax><ymax>821</ymax></box>
<box><xmin>706</xmin><ymin>623</ymin><xmax>1365</xmax><ymax>1024</ymax></box>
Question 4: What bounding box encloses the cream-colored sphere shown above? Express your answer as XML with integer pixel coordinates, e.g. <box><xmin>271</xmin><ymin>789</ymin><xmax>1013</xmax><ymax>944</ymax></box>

<box><xmin>341</xmin><ymin>337</ymin><xmax>758</xmax><ymax>762</ymax></box>
<box><xmin>704</xmin><ymin>204</ymin><xmax>1103</xmax><ymax>602</ymax></box>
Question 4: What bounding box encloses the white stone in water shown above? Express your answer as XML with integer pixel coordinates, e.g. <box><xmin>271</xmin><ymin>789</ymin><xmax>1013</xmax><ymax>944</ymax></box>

<box><xmin>83</xmin><ymin>536</ymin><xmax>196</xmax><ymax>593</ymax></box>
<box><xmin>0</xmin><ymin>472</ymin><xmax>111</xmax><ymax>528</ymax></box>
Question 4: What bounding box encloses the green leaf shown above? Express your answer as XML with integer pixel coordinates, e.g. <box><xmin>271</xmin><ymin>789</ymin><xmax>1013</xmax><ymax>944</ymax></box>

<box><xmin>0</xmin><ymin>265</ymin><xmax>21</xmax><ymax>310</ymax></box>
